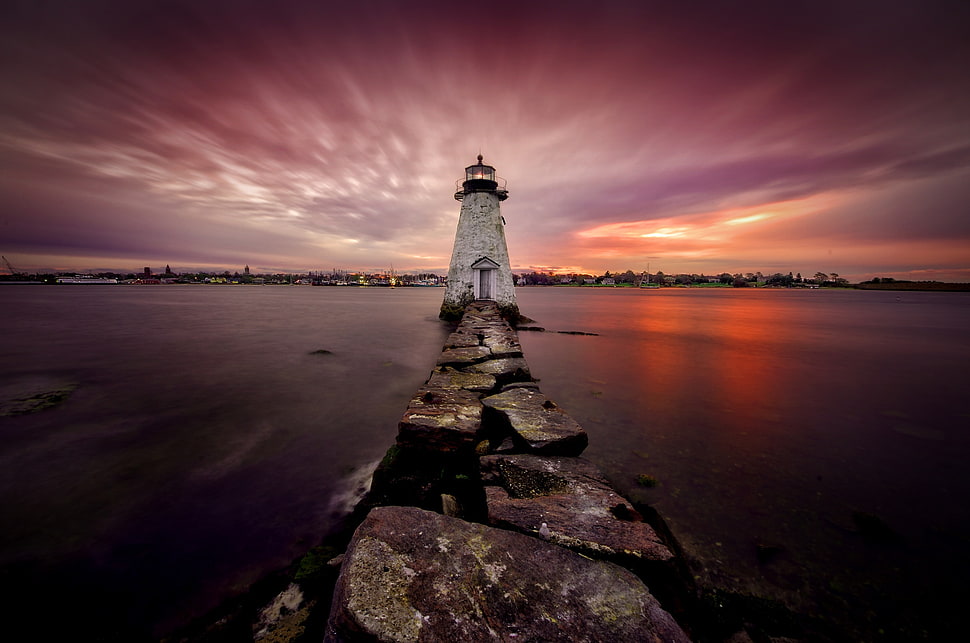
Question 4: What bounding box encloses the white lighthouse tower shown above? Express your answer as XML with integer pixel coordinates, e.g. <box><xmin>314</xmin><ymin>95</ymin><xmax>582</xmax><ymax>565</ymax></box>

<box><xmin>440</xmin><ymin>155</ymin><xmax>519</xmax><ymax>321</ymax></box>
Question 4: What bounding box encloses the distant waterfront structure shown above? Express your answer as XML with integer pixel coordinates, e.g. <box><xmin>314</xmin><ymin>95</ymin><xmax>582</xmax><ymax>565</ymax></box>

<box><xmin>440</xmin><ymin>155</ymin><xmax>519</xmax><ymax>320</ymax></box>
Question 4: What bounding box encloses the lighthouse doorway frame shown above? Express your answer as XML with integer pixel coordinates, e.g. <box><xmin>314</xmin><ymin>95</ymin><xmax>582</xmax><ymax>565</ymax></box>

<box><xmin>471</xmin><ymin>257</ymin><xmax>500</xmax><ymax>301</ymax></box>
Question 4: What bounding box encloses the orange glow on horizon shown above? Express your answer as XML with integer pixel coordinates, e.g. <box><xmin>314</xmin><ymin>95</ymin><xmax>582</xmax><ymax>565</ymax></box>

<box><xmin>724</xmin><ymin>213</ymin><xmax>772</xmax><ymax>226</ymax></box>
<box><xmin>577</xmin><ymin>194</ymin><xmax>838</xmax><ymax>242</ymax></box>
<box><xmin>642</xmin><ymin>227</ymin><xmax>691</xmax><ymax>238</ymax></box>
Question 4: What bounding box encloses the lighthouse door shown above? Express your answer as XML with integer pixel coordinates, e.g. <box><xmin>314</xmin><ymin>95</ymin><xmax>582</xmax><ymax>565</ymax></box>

<box><xmin>477</xmin><ymin>268</ymin><xmax>494</xmax><ymax>300</ymax></box>
<box><xmin>470</xmin><ymin>257</ymin><xmax>500</xmax><ymax>301</ymax></box>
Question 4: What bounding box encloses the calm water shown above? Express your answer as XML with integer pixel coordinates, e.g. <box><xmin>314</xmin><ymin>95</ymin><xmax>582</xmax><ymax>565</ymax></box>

<box><xmin>0</xmin><ymin>285</ymin><xmax>450</xmax><ymax>639</ymax></box>
<box><xmin>515</xmin><ymin>287</ymin><xmax>970</xmax><ymax>640</ymax></box>
<box><xmin>1</xmin><ymin>285</ymin><xmax>968</xmax><ymax>640</ymax></box>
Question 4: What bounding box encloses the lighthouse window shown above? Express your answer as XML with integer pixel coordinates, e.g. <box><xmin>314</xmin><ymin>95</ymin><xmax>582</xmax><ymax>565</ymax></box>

<box><xmin>466</xmin><ymin>166</ymin><xmax>495</xmax><ymax>181</ymax></box>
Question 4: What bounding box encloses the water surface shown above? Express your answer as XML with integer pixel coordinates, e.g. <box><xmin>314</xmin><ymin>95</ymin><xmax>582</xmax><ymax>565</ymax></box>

<box><xmin>2</xmin><ymin>285</ymin><xmax>967</xmax><ymax>640</ymax></box>
<box><xmin>0</xmin><ymin>285</ymin><xmax>449</xmax><ymax>638</ymax></box>
<box><xmin>515</xmin><ymin>287</ymin><xmax>970</xmax><ymax>639</ymax></box>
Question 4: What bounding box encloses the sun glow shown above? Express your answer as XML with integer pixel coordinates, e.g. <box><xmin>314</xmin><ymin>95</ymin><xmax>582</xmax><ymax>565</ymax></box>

<box><xmin>578</xmin><ymin>194</ymin><xmax>837</xmax><ymax>243</ymax></box>
<box><xmin>642</xmin><ymin>227</ymin><xmax>691</xmax><ymax>238</ymax></box>
<box><xmin>724</xmin><ymin>213</ymin><xmax>771</xmax><ymax>226</ymax></box>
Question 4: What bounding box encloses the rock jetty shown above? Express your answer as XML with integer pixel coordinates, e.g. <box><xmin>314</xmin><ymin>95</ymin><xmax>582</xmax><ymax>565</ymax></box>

<box><xmin>324</xmin><ymin>301</ymin><xmax>691</xmax><ymax>642</ymax></box>
<box><xmin>169</xmin><ymin>301</ymin><xmax>825</xmax><ymax>643</ymax></box>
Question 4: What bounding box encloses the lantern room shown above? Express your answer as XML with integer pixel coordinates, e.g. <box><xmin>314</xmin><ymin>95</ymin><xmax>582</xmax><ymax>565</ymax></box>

<box><xmin>455</xmin><ymin>155</ymin><xmax>508</xmax><ymax>201</ymax></box>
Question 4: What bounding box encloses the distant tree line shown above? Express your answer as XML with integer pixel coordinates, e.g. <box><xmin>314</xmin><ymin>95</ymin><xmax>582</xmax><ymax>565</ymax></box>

<box><xmin>6</xmin><ymin>267</ymin><xmax>964</xmax><ymax>290</ymax></box>
<box><xmin>514</xmin><ymin>269</ymin><xmax>857</xmax><ymax>288</ymax></box>
<box><xmin>3</xmin><ymin>268</ymin><xmax>447</xmax><ymax>286</ymax></box>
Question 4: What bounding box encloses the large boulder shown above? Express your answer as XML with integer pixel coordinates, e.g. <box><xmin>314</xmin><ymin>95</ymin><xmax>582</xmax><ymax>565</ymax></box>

<box><xmin>481</xmin><ymin>454</ymin><xmax>675</xmax><ymax>564</ymax></box>
<box><xmin>481</xmin><ymin>388</ymin><xmax>588</xmax><ymax>456</ymax></box>
<box><xmin>324</xmin><ymin>506</ymin><xmax>689</xmax><ymax>643</ymax></box>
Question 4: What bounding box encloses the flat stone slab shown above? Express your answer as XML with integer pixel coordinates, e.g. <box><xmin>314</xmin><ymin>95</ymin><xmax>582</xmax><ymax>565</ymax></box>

<box><xmin>397</xmin><ymin>387</ymin><xmax>483</xmax><ymax>451</ymax></box>
<box><xmin>456</xmin><ymin>326</ymin><xmax>511</xmax><ymax>347</ymax></box>
<box><xmin>481</xmin><ymin>454</ymin><xmax>675</xmax><ymax>563</ymax></box>
<box><xmin>325</xmin><ymin>506</ymin><xmax>689</xmax><ymax>643</ymax></box>
<box><xmin>481</xmin><ymin>388</ymin><xmax>588</xmax><ymax>456</ymax></box>
<box><xmin>500</xmin><ymin>381</ymin><xmax>541</xmax><ymax>392</ymax></box>
<box><xmin>464</xmin><ymin>356</ymin><xmax>531</xmax><ymax>383</ymax></box>
<box><xmin>436</xmin><ymin>346</ymin><xmax>491</xmax><ymax>366</ymax></box>
<box><xmin>443</xmin><ymin>332</ymin><xmax>482</xmax><ymax>349</ymax></box>
<box><xmin>481</xmin><ymin>330</ymin><xmax>522</xmax><ymax>358</ymax></box>
<box><xmin>425</xmin><ymin>367</ymin><xmax>496</xmax><ymax>393</ymax></box>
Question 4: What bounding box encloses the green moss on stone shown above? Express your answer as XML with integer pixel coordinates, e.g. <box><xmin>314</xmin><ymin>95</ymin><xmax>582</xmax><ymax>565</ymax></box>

<box><xmin>379</xmin><ymin>445</ymin><xmax>402</xmax><ymax>469</ymax></box>
<box><xmin>497</xmin><ymin>303</ymin><xmax>522</xmax><ymax>323</ymax></box>
<box><xmin>294</xmin><ymin>546</ymin><xmax>339</xmax><ymax>582</ymax></box>
<box><xmin>439</xmin><ymin>303</ymin><xmax>467</xmax><ymax>321</ymax></box>
<box><xmin>636</xmin><ymin>474</ymin><xmax>659</xmax><ymax>488</ymax></box>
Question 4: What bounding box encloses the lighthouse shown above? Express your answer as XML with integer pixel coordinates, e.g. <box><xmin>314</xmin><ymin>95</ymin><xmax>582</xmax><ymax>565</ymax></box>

<box><xmin>440</xmin><ymin>155</ymin><xmax>519</xmax><ymax>321</ymax></box>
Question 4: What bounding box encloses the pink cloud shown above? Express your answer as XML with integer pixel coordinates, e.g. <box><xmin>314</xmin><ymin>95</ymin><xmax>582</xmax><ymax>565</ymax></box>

<box><xmin>1</xmin><ymin>1</ymin><xmax>967</xmax><ymax>280</ymax></box>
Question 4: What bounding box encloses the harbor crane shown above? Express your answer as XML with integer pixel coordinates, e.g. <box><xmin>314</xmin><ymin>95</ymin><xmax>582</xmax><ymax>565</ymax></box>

<box><xmin>1</xmin><ymin>255</ymin><xmax>26</xmax><ymax>278</ymax></box>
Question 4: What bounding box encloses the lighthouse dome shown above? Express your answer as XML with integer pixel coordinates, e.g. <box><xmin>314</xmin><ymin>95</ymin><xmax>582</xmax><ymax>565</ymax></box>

<box><xmin>455</xmin><ymin>155</ymin><xmax>508</xmax><ymax>201</ymax></box>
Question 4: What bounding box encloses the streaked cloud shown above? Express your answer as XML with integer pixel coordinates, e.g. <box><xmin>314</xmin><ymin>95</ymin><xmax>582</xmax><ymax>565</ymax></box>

<box><xmin>1</xmin><ymin>0</ymin><xmax>968</xmax><ymax>280</ymax></box>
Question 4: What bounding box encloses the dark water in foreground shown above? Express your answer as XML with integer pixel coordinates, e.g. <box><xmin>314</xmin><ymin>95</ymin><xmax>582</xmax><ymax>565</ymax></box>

<box><xmin>1</xmin><ymin>285</ymin><xmax>968</xmax><ymax>640</ymax></box>
<box><xmin>0</xmin><ymin>286</ymin><xmax>450</xmax><ymax>639</ymax></box>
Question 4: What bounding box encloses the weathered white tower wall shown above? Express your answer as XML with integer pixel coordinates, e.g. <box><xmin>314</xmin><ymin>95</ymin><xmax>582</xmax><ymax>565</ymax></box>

<box><xmin>440</xmin><ymin>157</ymin><xmax>519</xmax><ymax>320</ymax></box>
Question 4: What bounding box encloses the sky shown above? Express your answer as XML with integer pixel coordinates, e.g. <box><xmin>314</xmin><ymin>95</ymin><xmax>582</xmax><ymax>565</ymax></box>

<box><xmin>2</xmin><ymin>0</ymin><xmax>969</xmax><ymax>281</ymax></box>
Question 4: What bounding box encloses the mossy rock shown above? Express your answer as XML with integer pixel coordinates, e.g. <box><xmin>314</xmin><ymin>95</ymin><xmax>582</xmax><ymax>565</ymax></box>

<box><xmin>379</xmin><ymin>444</ymin><xmax>402</xmax><ymax>469</ymax></box>
<box><xmin>637</xmin><ymin>474</ymin><xmax>659</xmax><ymax>488</ymax></box>
<box><xmin>497</xmin><ymin>303</ymin><xmax>522</xmax><ymax>322</ymax></box>
<box><xmin>294</xmin><ymin>546</ymin><xmax>341</xmax><ymax>583</ymax></box>
<box><xmin>439</xmin><ymin>303</ymin><xmax>467</xmax><ymax>321</ymax></box>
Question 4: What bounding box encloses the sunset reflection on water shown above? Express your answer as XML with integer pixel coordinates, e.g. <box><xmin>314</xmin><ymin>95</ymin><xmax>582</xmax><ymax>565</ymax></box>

<box><xmin>516</xmin><ymin>286</ymin><xmax>970</xmax><ymax>639</ymax></box>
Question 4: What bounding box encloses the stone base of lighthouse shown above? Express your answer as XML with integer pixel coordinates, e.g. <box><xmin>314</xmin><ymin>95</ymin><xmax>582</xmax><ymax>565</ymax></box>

<box><xmin>440</xmin><ymin>298</ymin><xmax>521</xmax><ymax>323</ymax></box>
<box><xmin>440</xmin><ymin>192</ymin><xmax>519</xmax><ymax>321</ymax></box>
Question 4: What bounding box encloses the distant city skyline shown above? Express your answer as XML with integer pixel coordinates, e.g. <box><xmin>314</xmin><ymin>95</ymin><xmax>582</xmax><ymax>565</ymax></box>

<box><xmin>4</xmin><ymin>262</ymin><xmax>857</xmax><ymax>281</ymax></box>
<box><xmin>2</xmin><ymin>1</ymin><xmax>969</xmax><ymax>282</ymax></box>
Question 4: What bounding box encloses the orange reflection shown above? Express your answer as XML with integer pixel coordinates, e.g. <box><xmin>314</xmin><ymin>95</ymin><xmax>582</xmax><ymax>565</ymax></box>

<box><xmin>706</xmin><ymin>292</ymin><xmax>787</xmax><ymax>436</ymax></box>
<box><xmin>619</xmin><ymin>290</ymin><xmax>791</xmax><ymax>440</ymax></box>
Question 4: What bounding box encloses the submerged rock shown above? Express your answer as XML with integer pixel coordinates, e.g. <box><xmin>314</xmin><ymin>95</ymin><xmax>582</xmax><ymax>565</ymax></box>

<box><xmin>0</xmin><ymin>379</ymin><xmax>77</xmax><ymax>416</ymax></box>
<box><xmin>324</xmin><ymin>506</ymin><xmax>689</xmax><ymax>643</ymax></box>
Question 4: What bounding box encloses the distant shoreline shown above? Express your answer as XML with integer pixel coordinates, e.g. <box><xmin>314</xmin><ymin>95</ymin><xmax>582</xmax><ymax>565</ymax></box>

<box><xmin>520</xmin><ymin>282</ymin><xmax>970</xmax><ymax>292</ymax></box>
<box><xmin>4</xmin><ymin>278</ymin><xmax>969</xmax><ymax>291</ymax></box>
<box><xmin>853</xmin><ymin>282</ymin><xmax>970</xmax><ymax>292</ymax></box>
